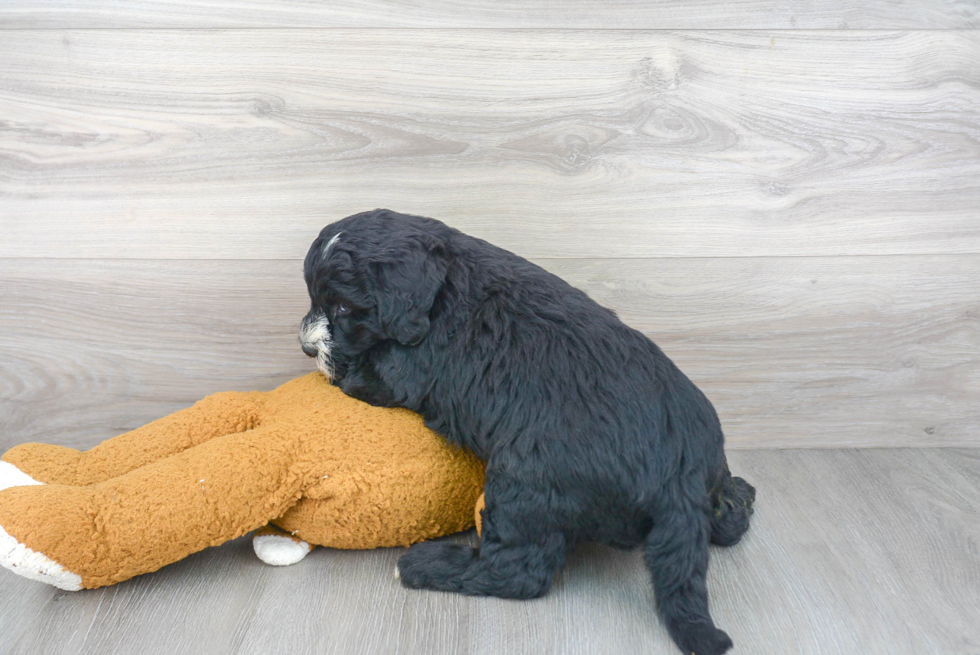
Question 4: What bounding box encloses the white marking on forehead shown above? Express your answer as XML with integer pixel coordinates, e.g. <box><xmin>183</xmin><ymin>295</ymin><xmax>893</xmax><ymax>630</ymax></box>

<box><xmin>322</xmin><ymin>232</ymin><xmax>342</xmax><ymax>259</ymax></box>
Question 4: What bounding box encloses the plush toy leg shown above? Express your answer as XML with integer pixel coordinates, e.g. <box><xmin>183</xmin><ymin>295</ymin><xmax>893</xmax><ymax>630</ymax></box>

<box><xmin>1</xmin><ymin>391</ymin><xmax>266</xmax><ymax>486</ymax></box>
<box><xmin>252</xmin><ymin>525</ymin><xmax>313</xmax><ymax>566</ymax></box>
<box><xmin>0</xmin><ymin>423</ymin><xmax>313</xmax><ymax>590</ymax></box>
<box><xmin>474</xmin><ymin>493</ymin><xmax>485</xmax><ymax>538</ymax></box>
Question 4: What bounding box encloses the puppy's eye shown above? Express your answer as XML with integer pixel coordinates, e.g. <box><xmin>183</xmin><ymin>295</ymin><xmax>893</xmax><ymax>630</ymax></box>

<box><xmin>336</xmin><ymin>302</ymin><xmax>350</xmax><ymax>316</ymax></box>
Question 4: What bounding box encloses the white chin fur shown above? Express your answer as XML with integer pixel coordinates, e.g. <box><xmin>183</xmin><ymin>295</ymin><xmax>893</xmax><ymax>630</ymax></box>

<box><xmin>300</xmin><ymin>314</ymin><xmax>334</xmax><ymax>380</ymax></box>
<box><xmin>252</xmin><ymin>534</ymin><xmax>312</xmax><ymax>566</ymax></box>
<box><xmin>315</xmin><ymin>350</ymin><xmax>335</xmax><ymax>380</ymax></box>
<box><xmin>0</xmin><ymin>461</ymin><xmax>45</xmax><ymax>492</ymax></box>
<box><xmin>0</xmin><ymin>525</ymin><xmax>83</xmax><ymax>591</ymax></box>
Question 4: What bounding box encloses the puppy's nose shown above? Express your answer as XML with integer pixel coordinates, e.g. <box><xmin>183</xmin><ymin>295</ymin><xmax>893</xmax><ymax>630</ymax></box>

<box><xmin>301</xmin><ymin>342</ymin><xmax>318</xmax><ymax>358</ymax></box>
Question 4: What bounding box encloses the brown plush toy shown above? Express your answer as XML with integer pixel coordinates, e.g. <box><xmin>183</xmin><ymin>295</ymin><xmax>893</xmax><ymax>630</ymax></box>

<box><xmin>0</xmin><ymin>372</ymin><xmax>485</xmax><ymax>590</ymax></box>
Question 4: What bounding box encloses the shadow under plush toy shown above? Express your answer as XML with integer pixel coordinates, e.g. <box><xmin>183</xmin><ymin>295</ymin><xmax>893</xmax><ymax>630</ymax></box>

<box><xmin>0</xmin><ymin>372</ymin><xmax>485</xmax><ymax>590</ymax></box>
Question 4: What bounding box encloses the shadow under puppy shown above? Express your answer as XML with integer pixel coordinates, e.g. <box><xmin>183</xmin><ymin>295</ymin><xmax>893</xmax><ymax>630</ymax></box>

<box><xmin>301</xmin><ymin>209</ymin><xmax>756</xmax><ymax>655</ymax></box>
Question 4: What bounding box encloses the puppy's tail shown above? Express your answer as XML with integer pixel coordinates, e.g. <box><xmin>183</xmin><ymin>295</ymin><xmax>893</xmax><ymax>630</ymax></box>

<box><xmin>709</xmin><ymin>462</ymin><xmax>756</xmax><ymax>547</ymax></box>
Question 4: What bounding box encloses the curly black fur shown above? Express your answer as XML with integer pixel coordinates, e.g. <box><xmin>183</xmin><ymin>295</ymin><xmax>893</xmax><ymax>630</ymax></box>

<box><xmin>301</xmin><ymin>209</ymin><xmax>756</xmax><ymax>655</ymax></box>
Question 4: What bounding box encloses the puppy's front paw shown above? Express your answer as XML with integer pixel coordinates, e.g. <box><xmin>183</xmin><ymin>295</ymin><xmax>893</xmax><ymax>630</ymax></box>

<box><xmin>669</xmin><ymin>620</ymin><xmax>733</xmax><ymax>655</ymax></box>
<box><xmin>396</xmin><ymin>541</ymin><xmax>477</xmax><ymax>591</ymax></box>
<box><xmin>338</xmin><ymin>379</ymin><xmax>395</xmax><ymax>408</ymax></box>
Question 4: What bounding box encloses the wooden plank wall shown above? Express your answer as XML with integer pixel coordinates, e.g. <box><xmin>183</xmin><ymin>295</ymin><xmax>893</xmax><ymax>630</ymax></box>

<box><xmin>1</xmin><ymin>6</ymin><xmax>978</xmax><ymax>450</ymax></box>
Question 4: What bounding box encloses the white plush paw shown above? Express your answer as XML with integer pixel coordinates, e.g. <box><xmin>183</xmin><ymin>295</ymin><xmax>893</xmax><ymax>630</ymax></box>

<box><xmin>0</xmin><ymin>461</ymin><xmax>44</xmax><ymax>492</ymax></box>
<box><xmin>0</xmin><ymin>525</ymin><xmax>82</xmax><ymax>591</ymax></box>
<box><xmin>252</xmin><ymin>533</ymin><xmax>312</xmax><ymax>566</ymax></box>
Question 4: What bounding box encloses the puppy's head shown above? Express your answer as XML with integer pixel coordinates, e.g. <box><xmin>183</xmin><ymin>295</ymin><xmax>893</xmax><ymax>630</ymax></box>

<box><xmin>300</xmin><ymin>209</ymin><xmax>449</xmax><ymax>380</ymax></box>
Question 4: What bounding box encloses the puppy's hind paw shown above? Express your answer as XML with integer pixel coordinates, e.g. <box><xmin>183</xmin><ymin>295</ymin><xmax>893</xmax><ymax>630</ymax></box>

<box><xmin>396</xmin><ymin>541</ymin><xmax>477</xmax><ymax>592</ymax></box>
<box><xmin>669</xmin><ymin>621</ymin><xmax>732</xmax><ymax>655</ymax></box>
<box><xmin>710</xmin><ymin>475</ymin><xmax>756</xmax><ymax>547</ymax></box>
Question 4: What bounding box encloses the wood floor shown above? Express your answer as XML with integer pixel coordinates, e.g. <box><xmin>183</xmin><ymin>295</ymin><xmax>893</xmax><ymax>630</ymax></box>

<box><xmin>0</xmin><ymin>448</ymin><xmax>977</xmax><ymax>655</ymax></box>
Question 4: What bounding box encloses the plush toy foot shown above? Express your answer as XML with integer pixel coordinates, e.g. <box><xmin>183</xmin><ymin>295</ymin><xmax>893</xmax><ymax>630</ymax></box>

<box><xmin>0</xmin><ymin>485</ymin><xmax>83</xmax><ymax>590</ymax></box>
<box><xmin>252</xmin><ymin>525</ymin><xmax>312</xmax><ymax>566</ymax></box>
<box><xmin>2</xmin><ymin>443</ymin><xmax>82</xmax><ymax>486</ymax></box>
<box><xmin>0</xmin><ymin>461</ymin><xmax>44</xmax><ymax>492</ymax></box>
<box><xmin>0</xmin><ymin>524</ymin><xmax>82</xmax><ymax>591</ymax></box>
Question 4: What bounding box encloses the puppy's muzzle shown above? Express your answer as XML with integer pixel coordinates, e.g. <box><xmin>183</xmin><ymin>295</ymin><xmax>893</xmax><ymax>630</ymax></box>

<box><xmin>299</xmin><ymin>313</ymin><xmax>334</xmax><ymax>379</ymax></box>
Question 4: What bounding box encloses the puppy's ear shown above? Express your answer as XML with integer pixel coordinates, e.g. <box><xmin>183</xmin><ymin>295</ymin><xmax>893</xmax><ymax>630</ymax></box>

<box><xmin>375</xmin><ymin>242</ymin><xmax>448</xmax><ymax>346</ymax></box>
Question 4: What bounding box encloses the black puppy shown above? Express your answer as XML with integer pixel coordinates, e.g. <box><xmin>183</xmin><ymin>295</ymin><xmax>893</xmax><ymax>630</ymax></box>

<box><xmin>301</xmin><ymin>209</ymin><xmax>755</xmax><ymax>655</ymax></box>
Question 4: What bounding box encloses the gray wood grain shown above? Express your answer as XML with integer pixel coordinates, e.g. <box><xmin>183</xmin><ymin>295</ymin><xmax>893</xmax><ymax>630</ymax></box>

<box><xmin>1</xmin><ymin>449</ymin><xmax>977</xmax><ymax>654</ymax></box>
<box><xmin>2</xmin><ymin>256</ymin><xmax>977</xmax><ymax>451</ymax></box>
<box><xmin>1</xmin><ymin>30</ymin><xmax>978</xmax><ymax>259</ymax></box>
<box><xmin>0</xmin><ymin>0</ymin><xmax>976</xmax><ymax>29</ymax></box>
